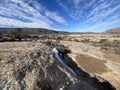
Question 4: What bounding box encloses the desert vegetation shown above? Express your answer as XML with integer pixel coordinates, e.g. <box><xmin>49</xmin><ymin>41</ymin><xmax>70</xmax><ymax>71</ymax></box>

<box><xmin>115</xmin><ymin>46</ymin><xmax>120</xmax><ymax>54</ymax></box>
<box><xmin>8</xmin><ymin>28</ymin><xmax>24</xmax><ymax>41</ymax></box>
<box><xmin>98</xmin><ymin>39</ymin><xmax>120</xmax><ymax>54</ymax></box>
<box><xmin>0</xmin><ymin>33</ymin><xmax>2</xmax><ymax>39</ymax></box>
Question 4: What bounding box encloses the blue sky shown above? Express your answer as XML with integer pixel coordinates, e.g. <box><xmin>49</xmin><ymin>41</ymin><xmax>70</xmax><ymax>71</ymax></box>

<box><xmin>0</xmin><ymin>0</ymin><xmax>120</xmax><ymax>32</ymax></box>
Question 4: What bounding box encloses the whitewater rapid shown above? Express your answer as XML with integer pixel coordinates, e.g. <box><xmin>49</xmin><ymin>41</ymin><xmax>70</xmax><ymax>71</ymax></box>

<box><xmin>53</xmin><ymin>48</ymin><xmax>77</xmax><ymax>77</ymax></box>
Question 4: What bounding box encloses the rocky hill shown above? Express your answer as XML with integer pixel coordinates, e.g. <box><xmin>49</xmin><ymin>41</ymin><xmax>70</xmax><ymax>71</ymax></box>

<box><xmin>105</xmin><ymin>28</ymin><xmax>120</xmax><ymax>34</ymax></box>
<box><xmin>1</xmin><ymin>28</ymin><xmax>120</xmax><ymax>35</ymax></box>
<box><xmin>0</xmin><ymin>28</ymin><xmax>68</xmax><ymax>35</ymax></box>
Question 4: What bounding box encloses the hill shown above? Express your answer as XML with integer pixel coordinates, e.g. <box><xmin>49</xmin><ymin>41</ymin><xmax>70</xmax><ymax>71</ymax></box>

<box><xmin>1</xmin><ymin>28</ymin><xmax>120</xmax><ymax>35</ymax></box>
<box><xmin>0</xmin><ymin>28</ymin><xmax>68</xmax><ymax>35</ymax></box>
<box><xmin>105</xmin><ymin>28</ymin><xmax>120</xmax><ymax>34</ymax></box>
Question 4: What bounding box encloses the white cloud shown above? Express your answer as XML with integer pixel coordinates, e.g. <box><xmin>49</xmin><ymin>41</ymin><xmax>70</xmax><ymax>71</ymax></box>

<box><xmin>0</xmin><ymin>0</ymin><xmax>120</xmax><ymax>31</ymax></box>
<box><xmin>0</xmin><ymin>0</ymin><xmax>67</xmax><ymax>28</ymax></box>
<box><xmin>84</xmin><ymin>2</ymin><xmax>120</xmax><ymax>25</ymax></box>
<box><xmin>73</xmin><ymin>0</ymin><xmax>81</xmax><ymax>6</ymax></box>
<box><xmin>0</xmin><ymin>17</ymin><xmax>51</xmax><ymax>28</ymax></box>
<box><xmin>58</xmin><ymin>0</ymin><xmax>120</xmax><ymax>24</ymax></box>
<box><xmin>57</xmin><ymin>0</ymin><xmax>120</xmax><ymax>31</ymax></box>
<box><xmin>45</xmin><ymin>11</ymin><xmax>67</xmax><ymax>25</ymax></box>
<box><xmin>57</xmin><ymin>0</ymin><xmax>88</xmax><ymax>19</ymax></box>
<box><xmin>85</xmin><ymin>19</ymin><xmax>120</xmax><ymax>32</ymax></box>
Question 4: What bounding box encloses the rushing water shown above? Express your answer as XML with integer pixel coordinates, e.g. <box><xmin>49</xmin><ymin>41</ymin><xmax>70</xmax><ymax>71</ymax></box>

<box><xmin>53</xmin><ymin>48</ymin><xmax>77</xmax><ymax>77</ymax></box>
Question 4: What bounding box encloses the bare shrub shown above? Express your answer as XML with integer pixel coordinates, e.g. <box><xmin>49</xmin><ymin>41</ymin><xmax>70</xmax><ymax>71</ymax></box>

<box><xmin>56</xmin><ymin>45</ymin><xmax>71</xmax><ymax>55</ymax></box>
<box><xmin>8</xmin><ymin>28</ymin><xmax>23</xmax><ymax>41</ymax></box>
<box><xmin>115</xmin><ymin>46</ymin><xmax>120</xmax><ymax>55</ymax></box>
<box><xmin>100</xmin><ymin>46</ymin><xmax>108</xmax><ymax>50</ymax></box>
<box><xmin>81</xmin><ymin>38</ymin><xmax>90</xmax><ymax>43</ymax></box>
<box><xmin>0</xmin><ymin>33</ymin><xmax>2</xmax><ymax>39</ymax></box>
<box><xmin>99</xmin><ymin>39</ymin><xmax>108</xmax><ymax>43</ymax></box>
<box><xmin>34</xmin><ymin>80</ymin><xmax>53</xmax><ymax>90</ymax></box>
<box><xmin>74</xmin><ymin>39</ymin><xmax>80</xmax><ymax>42</ymax></box>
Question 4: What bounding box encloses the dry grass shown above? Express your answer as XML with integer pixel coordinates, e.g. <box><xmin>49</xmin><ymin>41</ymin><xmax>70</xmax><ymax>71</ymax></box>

<box><xmin>76</xmin><ymin>54</ymin><xmax>108</xmax><ymax>74</ymax></box>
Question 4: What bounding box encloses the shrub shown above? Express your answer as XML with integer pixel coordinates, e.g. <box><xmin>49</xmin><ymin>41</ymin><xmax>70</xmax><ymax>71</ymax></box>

<box><xmin>45</xmin><ymin>40</ymin><xmax>52</xmax><ymax>45</ymax></box>
<box><xmin>45</xmin><ymin>40</ymin><xmax>55</xmax><ymax>46</ymax></box>
<box><xmin>22</xmin><ymin>33</ymin><xmax>29</xmax><ymax>39</ymax></box>
<box><xmin>81</xmin><ymin>38</ymin><xmax>90</xmax><ymax>43</ymax></box>
<box><xmin>112</xmin><ymin>40</ymin><xmax>120</xmax><ymax>47</ymax></box>
<box><xmin>102</xmin><ymin>41</ymin><xmax>111</xmax><ymax>46</ymax></box>
<box><xmin>35</xmin><ymin>80</ymin><xmax>53</xmax><ymax>90</ymax></box>
<box><xmin>99</xmin><ymin>39</ymin><xmax>114</xmax><ymax>47</ymax></box>
<box><xmin>0</xmin><ymin>33</ymin><xmax>2</xmax><ymax>39</ymax></box>
<box><xmin>100</xmin><ymin>40</ymin><xmax>120</xmax><ymax>47</ymax></box>
<box><xmin>55</xmin><ymin>39</ymin><xmax>60</xmax><ymax>43</ymax></box>
<box><xmin>99</xmin><ymin>39</ymin><xmax>108</xmax><ymax>43</ymax></box>
<box><xmin>8</xmin><ymin>28</ymin><xmax>23</xmax><ymax>41</ymax></box>
<box><xmin>100</xmin><ymin>46</ymin><xmax>108</xmax><ymax>50</ymax></box>
<box><xmin>31</xmin><ymin>35</ymin><xmax>39</xmax><ymax>39</ymax></box>
<box><xmin>115</xmin><ymin>46</ymin><xmax>120</xmax><ymax>55</ymax></box>
<box><xmin>56</xmin><ymin>36</ymin><xmax>62</xmax><ymax>40</ymax></box>
<box><xmin>74</xmin><ymin>39</ymin><xmax>79</xmax><ymax>42</ymax></box>
<box><xmin>45</xmin><ymin>40</ymin><xmax>71</xmax><ymax>55</ymax></box>
<box><xmin>40</xmin><ymin>35</ymin><xmax>48</xmax><ymax>40</ymax></box>
<box><xmin>56</xmin><ymin>45</ymin><xmax>71</xmax><ymax>55</ymax></box>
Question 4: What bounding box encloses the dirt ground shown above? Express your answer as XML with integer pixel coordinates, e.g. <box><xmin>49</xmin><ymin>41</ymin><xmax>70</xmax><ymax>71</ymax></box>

<box><xmin>75</xmin><ymin>54</ymin><xmax>108</xmax><ymax>74</ymax></box>
<box><xmin>61</xmin><ymin>41</ymin><xmax>120</xmax><ymax>90</ymax></box>
<box><xmin>102</xmin><ymin>49</ymin><xmax>120</xmax><ymax>63</ymax></box>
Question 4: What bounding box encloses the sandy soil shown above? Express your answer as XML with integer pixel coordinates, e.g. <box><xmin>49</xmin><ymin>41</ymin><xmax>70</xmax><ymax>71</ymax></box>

<box><xmin>75</xmin><ymin>54</ymin><xmax>108</xmax><ymax>74</ymax></box>
<box><xmin>0</xmin><ymin>42</ymin><xmax>105</xmax><ymax>90</ymax></box>
<box><xmin>61</xmin><ymin>41</ymin><xmax>120</xmax><ymax>90</ymax></box>
<box><xmin>102</xmin><ymin>49</ymin><xmax>120</xmax><ymax>63</ymax></box>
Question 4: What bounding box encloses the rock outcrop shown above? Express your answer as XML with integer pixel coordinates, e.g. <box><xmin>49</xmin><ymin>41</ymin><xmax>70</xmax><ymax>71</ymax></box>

<box><xmin>0</xmin><ymin>42</ymin><xmax>115</xmax><ymax>90</ymax></box>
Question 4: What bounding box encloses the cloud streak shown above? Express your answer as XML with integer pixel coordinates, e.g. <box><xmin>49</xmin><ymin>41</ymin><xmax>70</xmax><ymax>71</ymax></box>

<box><xmin>57</xmin><ymin>0</ymin><xmax>120</xmax><ymax>31</ymax></box>
<box><xmin>0</xmin><ymin>0</ymin><xmax>67</xmax><ymax>28</ymax></box>
<box><xmin>45</xmin><ymin>11</ymin><xmax>67</xmax><ymax>25</ymax></box>
<box><xmin>0</xmin><ymin>0</ymin><xmax>120</xmax><ymax>32</ymax></box>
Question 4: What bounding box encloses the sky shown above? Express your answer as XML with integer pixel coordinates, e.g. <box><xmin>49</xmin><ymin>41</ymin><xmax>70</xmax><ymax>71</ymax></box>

<box><xmin>0</xmin><ymin>0</ymin><xmax>120</xmax><ymax>32</ymax></box>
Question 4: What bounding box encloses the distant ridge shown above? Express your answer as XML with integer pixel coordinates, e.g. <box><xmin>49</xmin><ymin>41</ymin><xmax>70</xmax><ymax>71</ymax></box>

<box><xmin>1</xmin><ymin>28</ymin><xmax>120</xmax><ymax>34</ymax></box>
<box><xmin>105</xmin><ymin>28</ymin><xmax>120</xmax><ymax>34</ymax></box>
<box><xmin>70</xmin><ymin>31</ymin><xmax>96</xmax><ymax>34</ymax></box>
<box><xmin>0</xmin><ymin>28</ymin><xmax>68</xmax><ymax>35</ymax></box>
